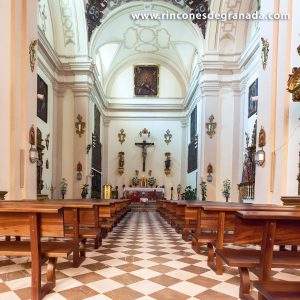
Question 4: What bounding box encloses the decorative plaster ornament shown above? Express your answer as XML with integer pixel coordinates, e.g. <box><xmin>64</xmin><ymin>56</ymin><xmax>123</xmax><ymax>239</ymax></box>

<box><xmin>85</xmin><ymin>0</ymin><xmax>209</xmax><ymax>40</ymax></box>
<box><xmin>297</xmin><ymin>44</ymin><xmax>300</xmax><ymax>56</ymax></box>
<box><xmin>164</xmin><ymin>129</ymin><xmax>172</xmax><ymax>145</ymax></box>
<box><xmin>29</xmin><ymin>39</ymin><xmax>38</xmax><ymax>72</ymax></box>
<box><xmin>206</xmin><ymin>115</ymin><xmax>217</xmax><ymax>138</ymax></box>
<box><xmin>118</xmin><ymin>129</ymin><xmax>126</xmax><ymax>144</ymax></box>
<box><xmin>287</xmin><ymin>67</ymin><xmax>300</xmax><ymax>101</ymax></box>
<box><xmin>75</xmin><ymin>114</ymin><xmax>86</xmax><ymax>137</ymax></box>
<box><xmin>38</xmin><ymin>1</ymin><xmax>47</xmax><ymax>33</ymax></box>
<box><xmin>139</xmin><ymin>128</ymin><xmax>151</xmax><ymax>138</ymax></box>
<box><xmin>261</xmin><ymin>37</ymin><xmax>269</xmax><ymax>70</ymax></box>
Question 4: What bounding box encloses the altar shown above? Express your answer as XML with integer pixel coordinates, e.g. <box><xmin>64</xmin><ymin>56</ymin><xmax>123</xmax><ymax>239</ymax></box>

<box><xmin>124</xmin><ymin>187</ymin><xmax>164</xmax><ymax>202</ymax></box>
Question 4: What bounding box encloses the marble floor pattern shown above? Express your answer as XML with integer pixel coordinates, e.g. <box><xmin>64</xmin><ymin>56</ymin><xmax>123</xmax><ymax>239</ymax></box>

<box><xmin>0</xmin><ymin>212</ymin><xmax>299</xmax><ymax>300</ymax></box>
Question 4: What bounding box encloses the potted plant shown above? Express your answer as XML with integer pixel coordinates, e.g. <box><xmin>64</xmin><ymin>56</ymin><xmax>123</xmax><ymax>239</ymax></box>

<box><xmin>147</xmin><ymin>170</ymin><xmax>156</xmax><ymax>187</ymax></box>
<box><xmin>60</xmin><ymin>178</ymin><xmax>68</xmax><ymax>199</ymax></box>
<box><xmin>183</xmin><ymin>185</ymin><xmax>197</xmax><ymax>201</ymax></box>
<box><xmin>200</xmin><ymin>180</ymin><xmax>207</xmax><ymax>201</ymax></box>
<box><xmin>81</xmin><ymin>184</ymin><xmax>89</xmax><ymax>199</ymax></box>
<box><xmin>222</xmin><ymin>179</ymin><xmax>231</xmax><ymax>202</ymax></box>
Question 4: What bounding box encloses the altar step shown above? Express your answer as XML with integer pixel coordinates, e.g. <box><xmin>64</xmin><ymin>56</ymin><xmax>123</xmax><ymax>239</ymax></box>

<box><xmin>129</xmin><ymin>201</ymin><xmax>157</xmax><ymax>212</ymax></box>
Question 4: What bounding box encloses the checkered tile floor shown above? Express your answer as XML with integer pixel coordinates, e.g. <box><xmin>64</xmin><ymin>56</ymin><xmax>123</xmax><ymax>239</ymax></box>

<box><xmin>0</xmin><ymin>212</ymin><xmax>299</xmax><ymax>300</ymax></box>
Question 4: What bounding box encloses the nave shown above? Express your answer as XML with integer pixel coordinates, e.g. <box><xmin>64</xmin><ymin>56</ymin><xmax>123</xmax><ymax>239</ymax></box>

<box><xmin>0</xmin><ymin>211</ymin><xmax>298</xmax><ymax>300</ymax></box>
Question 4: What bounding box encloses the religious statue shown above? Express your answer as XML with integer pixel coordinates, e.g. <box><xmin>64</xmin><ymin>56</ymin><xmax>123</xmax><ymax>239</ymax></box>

<box><xmin>164</xmin><ymin>152</ymin><xmax>171</xmax><ymax>175</ymax></box>
<box><xmin>118</xmin><ymin>151</ymin><xmax>125</xmax><ymax>175</ymax></box>
<box><xmin>135</xmin><ymin>129</ymin><xmax>154</xmax><ymax>171</ymax></box>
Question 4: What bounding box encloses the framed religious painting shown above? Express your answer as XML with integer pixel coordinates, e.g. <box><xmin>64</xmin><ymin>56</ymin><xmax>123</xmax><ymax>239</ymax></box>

<box><xmin>248</xmin><ymin>78</ymin><xmax>258</xmax><ymax>118</ymax></box>
<box><xmin>37</xmin><ymin>75</ymin><xmax>48</xmax><ymax>123</ymax></box>
<box><xmin>134</xmin><ymin>65</ymin><xmax>159</xmax><ymax>97</ymax></box>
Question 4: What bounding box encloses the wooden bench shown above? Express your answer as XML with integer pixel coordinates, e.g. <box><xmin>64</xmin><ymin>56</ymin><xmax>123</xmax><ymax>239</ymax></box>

<box><xmin>0</xmin><ymin>204</ymin><xmax>74</xmax><ymax>300</ymax></box>
<box><xmin>215</xmin><ymin>210</ymin><xmax>300</xmax><ymax>299</ymax></box>
<box><xmin>191</xmin><ymin>203</ymin><xmax>299</xmax><ymax>274</ymax></box>
<box><xmin>254</xmin><ymin>281</ymin><xmax>300</xmax><ymax>300</ymax></box>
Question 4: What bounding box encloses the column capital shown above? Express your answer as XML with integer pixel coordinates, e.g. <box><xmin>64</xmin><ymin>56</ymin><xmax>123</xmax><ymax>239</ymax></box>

<box><xmin>103</xmin><ymin>118</ymin><xmax>111</xmax><ymax>127</ymax></box>
<box><xmin>73</xmin><ymin>83</ymin><xmax>93</xmax><ymax>98</ymax></box>
<box><xmin>180</xmin><ymin>119</ymin><xmax>188</xmax><ymax>128</ymax></box>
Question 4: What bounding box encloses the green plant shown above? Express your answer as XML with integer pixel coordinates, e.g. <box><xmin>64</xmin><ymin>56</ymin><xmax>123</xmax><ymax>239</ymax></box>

<box><xmin>60</xmin><ymin>178</ymin><xmax>68</xmax><ymax>199</ymax></box>
<box><xmin>222</xmin><ymin>179</ymin><xmax>231</xmax><ymax>202</ymax></box>
<box><xmin>200</xmin><ymin>180</ymin><xmax>207</xmax><ymax>201</ymax></box>
<box><xmin>81</xmin><ymin>184</ymin><xmax>89</xmax><ymax>199</ymax></box>
<box><xmin>183</xmin><ymin>185</ymin><xmax>197</xmax><ymax>201</ymax></box>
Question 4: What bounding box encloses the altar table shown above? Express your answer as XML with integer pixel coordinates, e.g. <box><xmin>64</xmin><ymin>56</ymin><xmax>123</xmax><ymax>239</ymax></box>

<box><xmin>124</xmin><ymin>187</ymin><xmax>164</xmax><ymax>201</ymax></box>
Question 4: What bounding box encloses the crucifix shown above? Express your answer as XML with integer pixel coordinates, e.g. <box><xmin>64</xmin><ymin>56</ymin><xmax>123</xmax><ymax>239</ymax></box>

<box><xmin>135</xmin><ymin>140</ymin><xmax>154</xmax><ymax>172</ymax></box>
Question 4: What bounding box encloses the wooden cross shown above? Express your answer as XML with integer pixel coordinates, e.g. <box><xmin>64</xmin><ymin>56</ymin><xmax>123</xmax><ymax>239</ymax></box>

<box><xmin>135</xmin><ymin>140</ymin><xmax>154</xmax><ymax>172</ymax></box>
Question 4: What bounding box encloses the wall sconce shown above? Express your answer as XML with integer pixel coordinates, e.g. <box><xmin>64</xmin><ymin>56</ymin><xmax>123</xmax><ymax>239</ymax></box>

<box><xmin>118</xmin><ymin>129</ymin><xmax>126</xmax><ymax>144</ymax></box>
<box><xmin>29</xmin><ymin>125</ymin><xmax>39</xmax><ymax>163</ymax></box>
<box><xmin>86</xmin><ymin>144</ymin><xmax>92</xmax><ymax>154</ymax></box>
<box><xmin>76</xmin><ymin>162</ymin><xmax>83</xmax><ymax>180</ymax></box>
<box><xmin>75</xmin><ymin>114</ymin><xmax>86</xmax><ymax>137</ymax></box>
<box><xmin>164</xmin><ymin>129</ymin><xmax>172</xmax><ymax>145</ymax></box>
<box><xmin>255</xmin><ymin>127</ymin><xmax>266</xmax><ymax>167</ymax></box>
<box><xmin>207</xmin><ymin>163</ymin><xmax>213</xmax><ymax>182</ymax></box>
<box><xmin>206</xmin><ymin>115</ymin><xmax>217</xmax><ymax>138</ymax></box>
<box><xmin>45</xmin><ymin>133</ymin><xmax>50</xmax><ymax>150</ymax></box>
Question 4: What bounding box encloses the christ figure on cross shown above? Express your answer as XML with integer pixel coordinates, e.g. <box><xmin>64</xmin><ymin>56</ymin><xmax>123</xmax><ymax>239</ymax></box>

<box><xmin>135</xmin><ymin>140</ymin><xmax>154</xmax><ymax>172</ymax></box>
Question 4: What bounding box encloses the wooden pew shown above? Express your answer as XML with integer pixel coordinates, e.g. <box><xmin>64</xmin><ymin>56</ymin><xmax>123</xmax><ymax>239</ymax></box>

<box><xmin>254</xmin><ymin>281</ymin><xmax>300</xmax><ymax>300</ymax></box>
<box><xmin>0</xmin><ymin>204</ymin><xmax>74</xmax><ymax>300</ymax></box>
<box><xmin>173</xmin><ymin>202</ymin><xmax>186</xmax><ymax>233</ymax></box>
<box><xmin>191</xmin><ymin>202</ymin><xmax>298</xmax><ymax>274</ymax></box>
<box><xmin>96</xmin><ymin>199</ymin><xmax>130</xmax><ymax>236</ymax></box>
<box><xmin>216</xmin><ymin>210</ymin><xmax>300</xmax><ymax>299</ymax></box>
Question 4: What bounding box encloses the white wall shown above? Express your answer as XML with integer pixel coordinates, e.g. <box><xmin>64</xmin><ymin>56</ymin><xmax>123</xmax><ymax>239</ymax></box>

<box><xmin>106</xmin><ymin>119</ymin><xmax>183</xmax><ymax>199</ymax></box>
<box><xmin>108</xmin><ymin>65</ymin><xmax>184</xmax><ymax>99</ymax></box>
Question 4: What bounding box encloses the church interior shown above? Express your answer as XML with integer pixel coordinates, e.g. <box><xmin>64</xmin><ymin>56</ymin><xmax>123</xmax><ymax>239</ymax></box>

<box><xmin>0</xmin><ymin>0</ymin><xmax>300</xmax><ymax>299</ymax></box>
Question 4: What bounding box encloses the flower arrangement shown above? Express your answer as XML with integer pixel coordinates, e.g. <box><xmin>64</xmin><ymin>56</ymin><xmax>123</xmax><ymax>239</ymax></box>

<box><xmin>200</xmin><ymin>180</ymin><xmax>207</xmax><ymax>201</ymax></box>
<box><xmin>81</xmin><ymin>184</ymin><xmax>89</xmax><ymax>199</ymax></box>
<box><xmin>183</xmin><ymin>185</ymin><xmax>197</xmax><ymax>201</ymax></box>
<box><xmin>222</xmin><ymin>179</ymin><xmax>231</xmax><ymax>202</ymax></box>
<box><xmin>60</xmin><ymin>178</ymin><xmax>68</xmax><ymax>199</ymax></box>
<box><xmin>131</xmin><ymin>170</ymin><xmax>139</xmax><ymax>187</ymax></box>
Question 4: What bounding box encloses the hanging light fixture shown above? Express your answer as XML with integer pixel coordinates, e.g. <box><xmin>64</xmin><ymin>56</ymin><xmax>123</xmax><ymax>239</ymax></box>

<box><xmin>255</xmin><ymin>127</ymin><xmax>266</xmax><ymax>167</ymax></box>
<box><xmin>29</xmin><ymin>125</ymin><xmax>39</xmax><ymax>163</ymax></box>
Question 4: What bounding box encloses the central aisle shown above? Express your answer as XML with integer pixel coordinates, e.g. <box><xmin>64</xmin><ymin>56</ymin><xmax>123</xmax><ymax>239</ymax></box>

<box><xmin>1</xmin><ymin>212</ymin><xmax>241</xmax><ymax>299</ymax></box>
